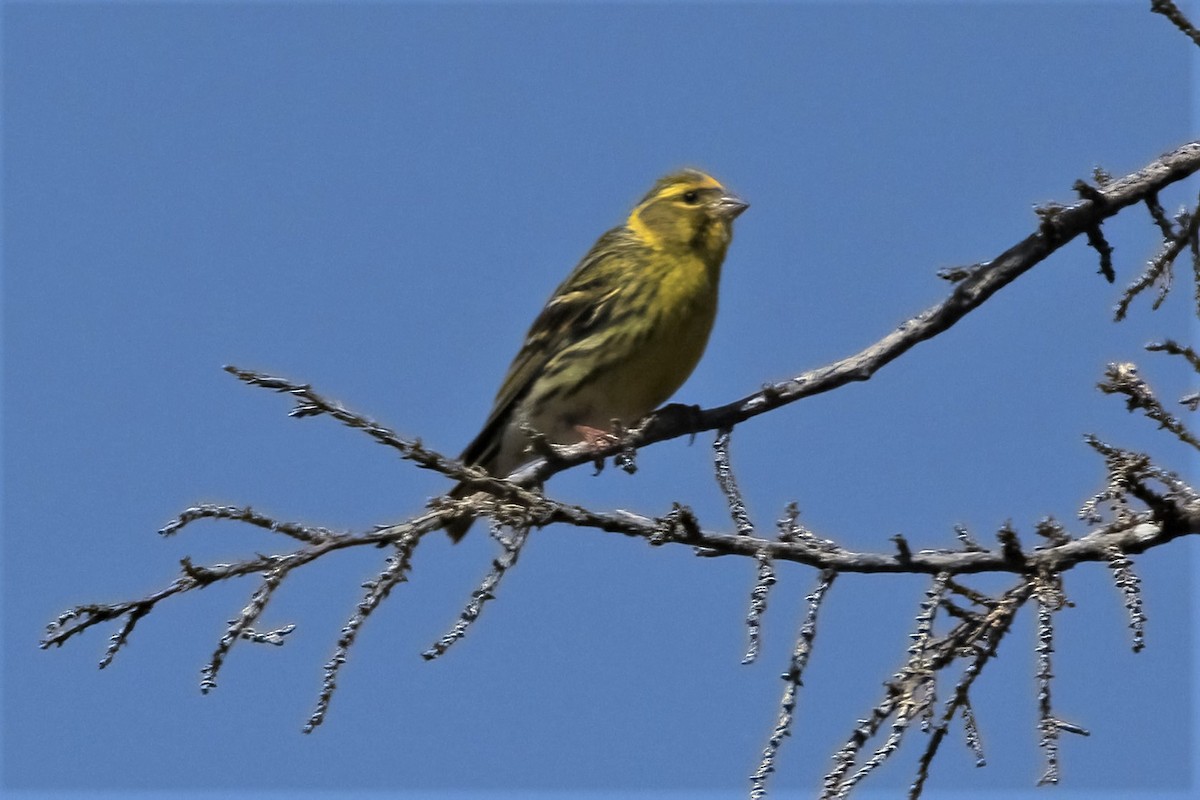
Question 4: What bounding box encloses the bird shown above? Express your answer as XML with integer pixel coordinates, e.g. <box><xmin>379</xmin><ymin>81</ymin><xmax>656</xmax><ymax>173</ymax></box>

<box><xmin>444</xmin><ymin>169</ymin><xmax>748</xmax><ymax>541</ymax></box>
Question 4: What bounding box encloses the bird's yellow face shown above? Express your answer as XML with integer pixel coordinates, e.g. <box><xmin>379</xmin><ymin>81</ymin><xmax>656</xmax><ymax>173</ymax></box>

<box><xmin>626</xmin><ymin>170</ymin><xmax>749</xmax><ymax>261</ymax></box>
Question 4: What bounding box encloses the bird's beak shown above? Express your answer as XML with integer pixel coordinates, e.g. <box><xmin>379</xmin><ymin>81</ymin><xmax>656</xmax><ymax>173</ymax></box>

<box><xmin>714</xmin><ymin>192</ymin><xmax>749</xmax><ymax>220</ymax></box>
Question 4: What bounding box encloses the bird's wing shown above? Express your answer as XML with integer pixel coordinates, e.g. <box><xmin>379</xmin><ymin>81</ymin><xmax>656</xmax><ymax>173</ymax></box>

<box><xmin>459</xmin><ymin>228</ymin><xmax>632</xmax><ymax>469</ymax></box>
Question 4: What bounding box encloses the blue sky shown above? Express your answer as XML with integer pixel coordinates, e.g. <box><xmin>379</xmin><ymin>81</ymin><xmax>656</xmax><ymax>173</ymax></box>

<box><xmin>4</xmin><ymin>2</ymin><xmax>1198</xmax><ymax>798</ymax></box>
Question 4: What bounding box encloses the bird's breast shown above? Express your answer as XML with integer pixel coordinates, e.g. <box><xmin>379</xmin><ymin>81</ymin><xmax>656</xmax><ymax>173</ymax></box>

<box><xmin>588</xmin><ymin>254</ymin><xmax>718</xmax><ymax>423</ymax></box>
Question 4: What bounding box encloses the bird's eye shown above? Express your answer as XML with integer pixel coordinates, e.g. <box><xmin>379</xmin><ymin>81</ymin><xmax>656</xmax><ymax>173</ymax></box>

<box><xmin>681</xmin><ymin>190</ymin><xmax>700</xmax><ymax>205</ymax></box>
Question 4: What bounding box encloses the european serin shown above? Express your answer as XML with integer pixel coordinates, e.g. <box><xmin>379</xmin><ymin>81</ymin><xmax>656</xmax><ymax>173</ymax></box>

<box><xmin>446</xmin><ymin>169</ymin><xmax>748</xmax><ymax>540</ymax></box>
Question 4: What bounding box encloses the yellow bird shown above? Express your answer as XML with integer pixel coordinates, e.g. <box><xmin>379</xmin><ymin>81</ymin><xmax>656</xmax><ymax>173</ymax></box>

<box><xmin>446</xmin><ymin>169</ymin><xmax>748</xmax><ymax>541</ymax></box>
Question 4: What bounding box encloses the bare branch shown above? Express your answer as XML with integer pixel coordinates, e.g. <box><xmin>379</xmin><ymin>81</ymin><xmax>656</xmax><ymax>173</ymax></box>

<box><xmin>422</xmin><ymin>524</ymin><xmax>531</xmax><ymax>661</ymax></box>
<box><xmin>959</xmin><ymin>700</ymin><xmax>985</xmax><ymax>766</ymax></box>
<box><xmin>1145</xmin><ymin>191</ymin><xmax>1176</xmax><ymax>238</ymax></box>
<box><xmin>711</xmin><ymin>428</ymin><xmax>774</xmax><ymax>664</ymax></box>
<box><xmin>1146</xmin><ymin>338</ymin><xmax>1200</xmax><ymax>373</ymax></box>
<box><xmin>1097</xmin><ymin>362</ymin><xmax>1200</xmax><ymax>450</ymax></box>
<box><xmin>41</xmin><ymin>511</ymin><xmax>449</xmax><ymax>656</ymax></box>
<box><xmin>100</xmin><ymin>602</ymin><xmax>152</xmax><ymax>669</ymax></box>
<box><xmin>778</xmin><ymin>502</ymin><xmax>839</xmax><ymax>552</ymax></box>
<box><xmin>1034</xmin><ymin>575</ymin><xmax>1063</xmax><ymax>786</ymax></box>
<box><xmin>825</xmin><ymin>573</ymin><xmax>949</xmax><ymax>798</ymax></box>
<box><xmin>1151</xmin><ymin>0</ymin><xmax>1200</xmax><ymax>47</ymax></box>
<box><xmin>714</xmin><ymin>428</ymin><xmax>755</xmax><ymax>537</ymax></box>
<box><xmin>910</xmin><ymin>573</ymin><xmax>949</xmax><ymax>666</ymax></box>
<box><xmin>1105</xmin><ymin>546</ymin><xmax>1147</xmax><ymax>653</ymax></box>
<box><xmin>1083</xmin><ymin>436</ymin><xmax>1200</xmax><ymax>526</ymax></box>
<box><xmin>1115</xmin><ymin>198</ymin><xmax>1200</xmax><ymax>320</ymax></box>
<box><xmin>1084</xmin><ymin>224</ymin><xmax>1115</xmax><ymax>283</ymax></box>
<box><xmin>43</xmin><ymin>435</ymin><xmax>1200</xmax><ymax>680</ymax></box>
<box><xmin>909</xmin><ymin>581</ymin><xmax>1031</xmax><ymax>798</ymax></box>
<box><xmin>161</xmin><ymin>503</ymin><xmax>335</xmax><ymax>544</ymax></box>
<box><xmin>201</xmin><ymin>563</ymin><xmax>291</xmax><ymax>693</ymax></box>
<box><xmin>305</xmin><ymin>537</ymin><xmax>418</xmax><ymax>733</ymax></box>
<box><xmin>224</xmin><ymin>365</ymin><xmax>488</xmax><ymax>486</ymax></box>
<box><xmin>573</xmin><ymin>494</ymin><xmax>1200</xmax><ymax>577</ymax></box>
<box><xmin>742</xmin><ymin>549</ymin><xmax>775</xmax><ymax>665</ymax></box>
<box><xmin>951</xmin><ymin>524</ymin><xmax>983</xmax><ymax>553</ymax></box>
<box><xmin>750</xmin><ymin>569</ymin><xmax>837</xmax><ymax>800</ymax></box>
<box><xmin>240</xmin><ymin>624</ymin><xmax>296</xmax><ymax>646</ymax></box>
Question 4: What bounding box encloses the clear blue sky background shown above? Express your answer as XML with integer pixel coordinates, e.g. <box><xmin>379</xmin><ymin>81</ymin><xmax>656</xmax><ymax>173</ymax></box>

<box><xmin>4</xmin><ymin>2</ymin><xmax>1198</xmax><ymax>798</ymax></box>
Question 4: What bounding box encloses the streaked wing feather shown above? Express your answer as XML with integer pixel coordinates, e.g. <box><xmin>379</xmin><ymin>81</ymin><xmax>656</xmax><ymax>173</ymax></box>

<box><xmin>459</xmin><ymin>228</ymin><xmax>632</xmax><ymax>468</ymax></box>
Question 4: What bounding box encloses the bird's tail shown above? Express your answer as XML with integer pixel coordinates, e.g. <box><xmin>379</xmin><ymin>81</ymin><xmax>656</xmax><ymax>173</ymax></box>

<box><xmin>443</xmin><ymin>480</ymin><xmax>477</xmax><ymax>543</ymax></box>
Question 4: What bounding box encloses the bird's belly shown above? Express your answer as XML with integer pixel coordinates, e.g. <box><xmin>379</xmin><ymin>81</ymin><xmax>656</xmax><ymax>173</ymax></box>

<box><xmin>614</xmin><ymin>304</ymin><xmax>714</xmax><ymax>416</ymax></box>
<box><xmin>539</xmin><ymin>296</ymin><xmax>716</xmax><ymax>437</ymax></box>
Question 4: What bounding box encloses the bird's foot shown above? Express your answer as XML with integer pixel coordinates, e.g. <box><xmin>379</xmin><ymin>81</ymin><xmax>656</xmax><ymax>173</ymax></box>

<box><xmin>574</xmin><ymin>421</ymin><xmax>638</xmax><ymax>475</ymax></box>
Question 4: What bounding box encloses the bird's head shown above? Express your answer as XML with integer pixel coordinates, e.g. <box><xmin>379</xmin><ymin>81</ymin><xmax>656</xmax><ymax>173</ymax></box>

<box><xmin>626</xmin><ymin>169</ymin><xmax>749</xmax><ymax>259</ymax></box>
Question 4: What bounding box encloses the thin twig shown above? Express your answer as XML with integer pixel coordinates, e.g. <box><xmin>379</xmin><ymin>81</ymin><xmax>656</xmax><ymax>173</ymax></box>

<box><xmin>751</xmin><ymin>570</ymin><xmax>837</xmax><ymax>800</ymax></box>
<box><xmin>1105</xmin><ymin>546</ymin><xmax>1147</xmax><ymax>653</ymax></box>
<box><xmin>201</xmin><ymin>563</ymin><xmax>292</xmax><ymax>693</ymax></box>
<box><xmin>422</xmin><ymin>526</ymin><xmax>531</xmax><ymax>661</ymax></box>
<box><xmin>1151</xmin><ymin>0</ymin><xmax>1200</xmax><ymax>47</ymax></box>
<box><xmin>305</xmin><ymin>537</ymin><xmax>418</xmax><ymax>733</ymax></box>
